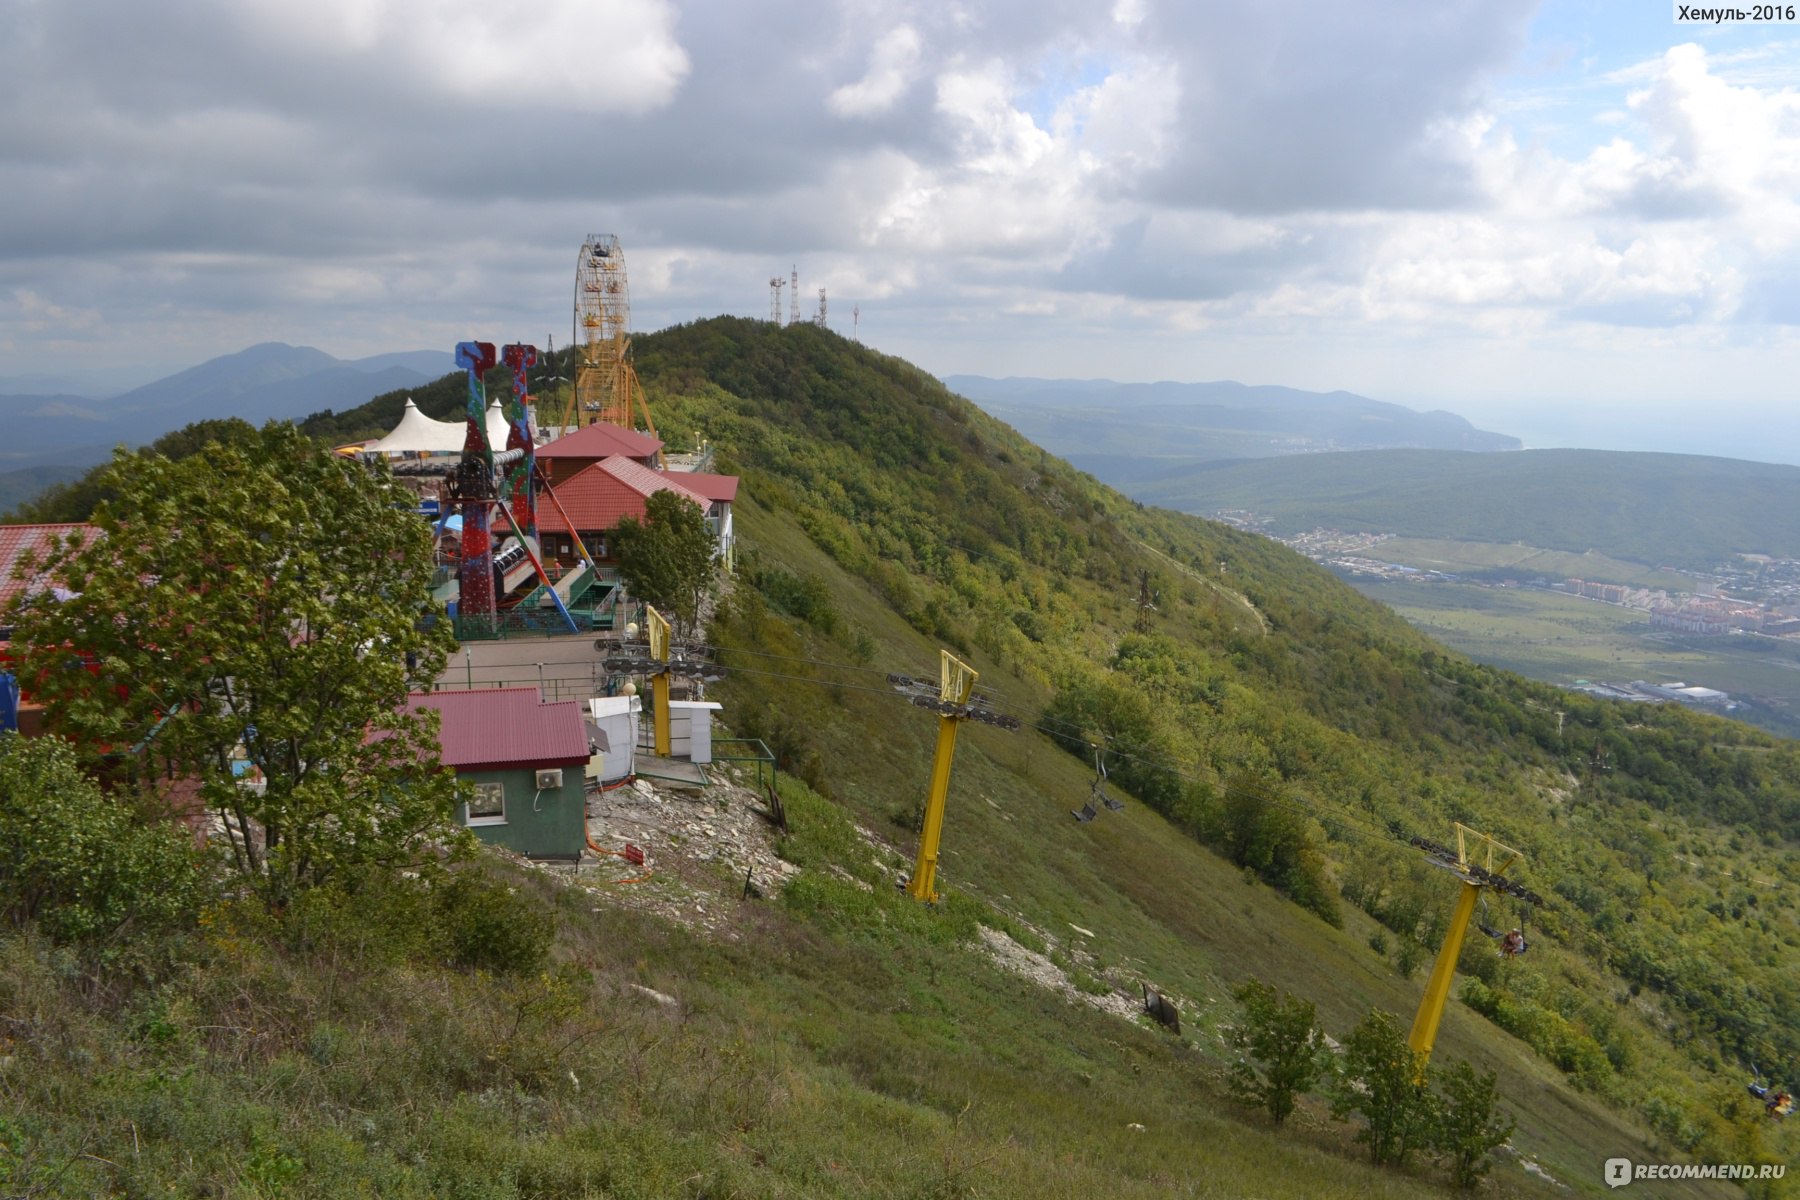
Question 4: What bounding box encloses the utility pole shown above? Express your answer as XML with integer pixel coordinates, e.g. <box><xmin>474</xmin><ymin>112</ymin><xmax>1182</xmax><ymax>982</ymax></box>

<box><xmin>1134</xmin><ymin>568</ymin><xmax>1157</xmax><ymax>634</ymax></box>
<box><xmin>647</xmin><ymin>606</ymin><xmax>672</xmax><ymax>756</ymax></box>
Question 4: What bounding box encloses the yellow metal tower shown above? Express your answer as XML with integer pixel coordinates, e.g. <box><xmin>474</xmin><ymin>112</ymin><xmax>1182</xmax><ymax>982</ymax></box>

<box><xmin>568</xmin><ymin>235</ymin><xmax>657</xmax><ymax>437</ymax></box>
<box><xmin>646</xmin><ymin>605</ymin><xmax>672</xmax><ymax>757</ymax></box>
<box><xmin>1407</xmin><ymin>824</ymin><xmax>1538</xmax><ymax>1065</ymax></box>
<box><xmin>886</xmin><ymin>654</ymin><xmax>1018</xmax><ymax>905</ymax></box>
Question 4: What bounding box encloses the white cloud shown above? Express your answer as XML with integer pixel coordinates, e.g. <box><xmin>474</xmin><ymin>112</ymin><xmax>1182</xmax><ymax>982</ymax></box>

<box><xmin>13</xmin><ymin>0</ymin><xmax>1800</xmax><ymax>437</ymax></box>
<box><xmin>233</xmin><ymin>0</ymin><xmax>690</xmax><ymax>111</ymax></box>
<box><xmin>829</xmin><ymin>25</ymin><xmax>923</xmax><ymax>117</ymax></box>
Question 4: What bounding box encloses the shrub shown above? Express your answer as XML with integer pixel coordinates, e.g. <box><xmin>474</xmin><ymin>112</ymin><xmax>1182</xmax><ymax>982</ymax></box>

<box><xmin>0</xmin><ymin>733</ymin><xmax>210</xmax><ymax>944</ymax></box>
<box><xmin>1229</xmin><ymin>978</ymin><xmax>1329</xmax><ymax>1125</ymax></box>
<box><xmin>1431</xmin><ymin>1060</ymin><xmax>1514</xmax><ymax>1189</ymax></box>
<box><xmin>434</xmin><ymin>870</ymin><xmax>553</xmax><ymax>975</ymax></box>
<box><xmin>1331</xmin><ymin>1008</ymin><xmax>1434</xmax><ymax>1166</ymax></box>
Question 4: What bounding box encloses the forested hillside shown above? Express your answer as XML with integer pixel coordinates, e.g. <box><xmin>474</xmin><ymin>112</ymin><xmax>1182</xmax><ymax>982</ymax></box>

<box><xmin>6</xmin><ymin>318</ymin><xmax>1798</xmax><ymax>1194</ymax></box>
<box><xmin>636</xmin><ymin>318</ymin><xmax>1800</xmax><ymax>1177</ymax></box>
<box><xmin>1133</xmin><ymin>447</ymin><xmax>1800</xmax><ymax>571</ymax></box>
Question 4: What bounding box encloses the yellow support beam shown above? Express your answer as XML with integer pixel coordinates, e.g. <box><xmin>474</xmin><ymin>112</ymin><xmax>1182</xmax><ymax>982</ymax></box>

<box><xmin>907</xmin><ymin>651</ymin><xmax>977</xmax><ymax>905</ymax></box>
<box><xmin>1408</xmin><ymin>823</ymin><xmax>1527</xmax><ymax>1065</ymax></box>
<box><xmin>646</xmin><ymin>605</ymin><xmax>671</xmax><ymax>757</ymax></box>
<box><xmin>1407</xmin><ymin>879</ymin><xmax>1481</xmax><ymax>1064</ymax></box>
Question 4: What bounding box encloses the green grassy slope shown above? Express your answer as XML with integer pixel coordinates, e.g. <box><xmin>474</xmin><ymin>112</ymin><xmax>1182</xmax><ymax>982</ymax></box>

<box><xmin>1132</xmin><ymin>448</ymin><xmax>1800</xmax><ymax>571</ymax></box>
<box><xmin>9</xmin><ymin>318</ymin><xmax>1798</xmax><ymax>1195</ymax></box>
<box><xmin>629</xmin><ymin>318</ymin><xmax>1799</xmax><ymax>1187</ymax></box>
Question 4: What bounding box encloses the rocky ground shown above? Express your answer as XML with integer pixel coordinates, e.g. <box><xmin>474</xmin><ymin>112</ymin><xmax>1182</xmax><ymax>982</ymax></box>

<box><xmin>522</xmin><ymin>762</ymin><xmax>799</xmax><ymax>940</ymax></box>
<box><xmin>517</xmin><ymin>761</ymin><xmax>1174</xmax><ymax>1037</ymax></box>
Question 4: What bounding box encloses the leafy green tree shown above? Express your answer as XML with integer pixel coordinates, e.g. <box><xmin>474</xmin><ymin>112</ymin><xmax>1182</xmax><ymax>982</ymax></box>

<box><xmin>5</xmin><ymin>423</ymin><xmax>459</xmax><ymax>908</ymax></box>
<box><xmin>1431</xmin><ymin>1060</ymin><xmax>1514</xmax><ymax>1189</ymax></box>
<box><xmin>613</xmin><ymin>487</ymin><xmax>718</xmax><ymax>636</ymax></box>
<box><xmin>1229</xmin><ymin>978</ymin><xmax>1330</xmax><ymax>1125</ymax></box>
<box><xmin>0</xmin><ymin>732</ymin><xmax>210</xmax><ymax>943</ymax></box>
<box><xmin>1332</xmin><ymin>1008</ymin><xmax>1434</xmax><ymax>1166</ymax></box>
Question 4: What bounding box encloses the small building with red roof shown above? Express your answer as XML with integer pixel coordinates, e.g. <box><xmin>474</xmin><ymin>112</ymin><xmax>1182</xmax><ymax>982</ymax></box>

<box><xmin>523</xmin><ymin>455</ymin><xmax>711</xmax><ymax>565</ymax></box>
<box><xmin>0</xmin><ymin>523</ymin><xmax>98</xmax><ymax>616</ymax></box>
<box><xmin>535</xmin><ymin>421</ymin><xmax>664</xmax><ymax>486</ymax></box>
<box><xmin>1</xmin><ymin>523</ymin><xmax>100</xmax><ymax>734</ymax></box>
<box><xmin>406</xmin><ymin>687</ymin><xmax>594</xmax><ymax>860</ymax></box>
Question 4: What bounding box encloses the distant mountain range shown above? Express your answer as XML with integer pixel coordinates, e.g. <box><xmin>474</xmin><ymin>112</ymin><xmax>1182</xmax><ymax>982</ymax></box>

<box><xmin>944</xmin><ymin>375</ymin><xmax>1520</xmax><ymax>485</ymax></box>
<box><xmin>0</xmin><ymin>343</ymin><xmax>454</xmax><ymax>510</ymax></box>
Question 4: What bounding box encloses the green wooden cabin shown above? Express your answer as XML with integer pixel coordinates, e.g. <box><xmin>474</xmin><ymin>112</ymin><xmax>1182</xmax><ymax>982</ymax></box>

<box><xmin>406</xmin><ymin>687</ymin><xmax>593</xmax><ymax>860</ymax></box>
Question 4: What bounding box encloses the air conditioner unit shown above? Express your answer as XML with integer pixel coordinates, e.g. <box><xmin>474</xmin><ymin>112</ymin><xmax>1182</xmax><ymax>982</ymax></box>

<box><xmin>535</xmin><ymin>768</ymin><xmax>564</xmax><ymax>790</ymax></box>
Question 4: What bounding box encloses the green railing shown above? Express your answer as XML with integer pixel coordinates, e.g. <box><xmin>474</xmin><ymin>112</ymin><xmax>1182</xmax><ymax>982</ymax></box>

<box><xmin>712</xmin><ymin>737</ymin><xmax>784</xmax><ymax>830</ymax></box>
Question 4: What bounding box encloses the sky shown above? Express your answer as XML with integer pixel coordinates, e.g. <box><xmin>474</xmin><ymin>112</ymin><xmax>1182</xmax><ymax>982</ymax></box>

<box><xmin>4</xmin><ymin>0</ymin><xmax>1800</xmax><ymax>461</ymax></box>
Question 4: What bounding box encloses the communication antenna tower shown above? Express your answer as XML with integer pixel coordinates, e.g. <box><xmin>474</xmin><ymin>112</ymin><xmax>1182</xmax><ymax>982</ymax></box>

<box><xmin>769</xmin><ymin>276</ymin><xmax>786</xmax><ymax>324</ymax></box>
<box><xmin>566</xmin><ymin>234</ymin><xmax>657</xmax><ymax>436</ymax></box>
<box><xmin>789</xmin><ymin>265</ymin><xmax>800</xmax><ymax>325</ymax></box>
<box><xmin>815</xmin><ymin>287</ymin><xmax>828</xmax><ymax>329</ymax></box>
<box><xmin>852</xmin><ymin>304</ymin><xmax>860</xmax><ymax>343</ymax></box>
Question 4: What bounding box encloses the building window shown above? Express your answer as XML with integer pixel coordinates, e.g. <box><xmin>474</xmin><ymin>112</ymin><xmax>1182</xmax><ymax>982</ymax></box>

<box><xmin>468</xmin><ymin>781</ymin><xmax>506</xmax><ymax>825</ymax></box>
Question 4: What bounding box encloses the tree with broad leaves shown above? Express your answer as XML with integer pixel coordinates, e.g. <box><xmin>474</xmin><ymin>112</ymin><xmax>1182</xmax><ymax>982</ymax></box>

<box><xmin>1331</xmin><ymin>1007</ymin><xmax>1435</xmax><ymax>1166</ymax></box>
<box><xmin>5</xmin><ymin>423</ymin><xmax>462</xmax><ymax>909</ymax></box>
<box><xmin>1431</xmin><ymin>1059</ymin><xmax>1515</xmax><ymax>1189</ymax></box>
<box><xmin>613</xmin><ymin>486</ymin><xmax>718</xmax><ymax>637</ymax></box>
<box><xmin>1229</xmin><ymin>977</ymin><xmax>1331</xmax><ymax>1126</ymax></box>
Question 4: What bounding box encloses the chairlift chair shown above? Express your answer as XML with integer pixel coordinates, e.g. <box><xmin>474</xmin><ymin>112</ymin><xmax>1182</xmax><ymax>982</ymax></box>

<box><xmin>1094</xmin><ymin>752</ymin><xmax>1125</xmax><ymax>812</ymax></box>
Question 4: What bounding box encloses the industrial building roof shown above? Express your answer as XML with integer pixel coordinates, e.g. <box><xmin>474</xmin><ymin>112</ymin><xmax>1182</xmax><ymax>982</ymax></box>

<box><xmin>537</xmin><ymin>422</ymin><xmax>663</xmax><ymax>463</ymax></box>
<box><xmin>406</xmin><ymin>687</ymin><xmax>591</xmax><ymax>771</ymax></box>
<box><xmin>528</xmin><ymin>456</ymin><xmax>708</xmax><ymax>535</ymax></box>
<box><xmin>0</xmin><ymin>523</ymin><xmax>99</xmax><ymax>610</ymax></box>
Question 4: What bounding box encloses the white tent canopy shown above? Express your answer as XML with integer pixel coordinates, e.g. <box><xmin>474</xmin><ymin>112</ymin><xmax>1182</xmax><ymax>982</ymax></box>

<box><xmin>366</xmin><ymin>397</ymin><xmax>520</xmax><ymax>456</ymax></box>
<box><xmin>367</xmin><ymin>398</ymin><xmax>466</xmax><ymax>455</ymax></box>
<box><xmin>486</xmin><ymin>399</ymin><xmax>511</xmax><ymax>451</ymax></box>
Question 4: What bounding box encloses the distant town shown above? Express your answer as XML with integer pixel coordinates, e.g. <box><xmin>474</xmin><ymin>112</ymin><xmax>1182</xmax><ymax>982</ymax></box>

<box><xmin>1209</xmin><ymin>511</ymin><xmax>1800</xmax><ymax>716</ymax></box>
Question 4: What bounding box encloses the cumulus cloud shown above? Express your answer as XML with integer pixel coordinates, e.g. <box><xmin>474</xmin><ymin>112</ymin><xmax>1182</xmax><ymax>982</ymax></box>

<box><xmin>4</xmin><ymin>0</ymin><xmax>1800</xmax><ymax>421</ymax></box>
<box><xmin>829</xmin><ymin>25</ymin><xmax>924</xmax><ymax>117</ymax></box>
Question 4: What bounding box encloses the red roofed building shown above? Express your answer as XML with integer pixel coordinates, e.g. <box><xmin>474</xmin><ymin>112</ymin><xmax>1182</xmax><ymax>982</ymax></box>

<box><xmin>536</xmin><ymin>421</ymin><xmax>663</xmax><ymax>486</ymax></box>
<box><xmin>407</xmin><ymin>687</ymin><xmax>593</xmax><ymax>860</ymax></box>
<box><xmin>671</xmin><ymin>471</ymin><xmax>737</xmax><ymax>569</ymax></box>
<box><xmin>0</xmin><ymin>523</ymin><xmax>98</xmax><ymax>614</ymax></box>
<box><xmin>2</xmin><ymin>524</ymin><xmax>100</xmax><ymax>735</ymax></box>
<box><xmin>524</xmin><ymin>455</ymin><xmax>712</xmax><ymax>565</ymax></box>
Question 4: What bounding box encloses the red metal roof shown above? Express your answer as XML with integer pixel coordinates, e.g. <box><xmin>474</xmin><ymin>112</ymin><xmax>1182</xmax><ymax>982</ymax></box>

<box><xmin>537</xmin><ymin>422</ymin><xmax>663</xmax><ymax>462</ymax></box>
<box><xmin>407</xmin><ymin>687</ymin><xmax>591</xmax><ymax>770</ymax></box>
<box><xmin>0</xmin><ymin>524</ymin><xmax>100</xmax><ymax>609</ymax></box>
<box><xmin>673</xmin><ymin>471</ymin><xmax>739</xmax><ymax>503</ymax></box>
<box><xmin>527</xmin><ymin>456</ymin><xmax>708</xmax><ymax>535</ymax></box>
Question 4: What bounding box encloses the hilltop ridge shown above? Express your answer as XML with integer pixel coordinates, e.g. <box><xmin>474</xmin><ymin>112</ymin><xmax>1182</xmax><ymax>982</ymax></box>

<box><xmin>7</xmin><ymin>316</ymin><xmax>1796</xmax><ymax>1195</ymax></box>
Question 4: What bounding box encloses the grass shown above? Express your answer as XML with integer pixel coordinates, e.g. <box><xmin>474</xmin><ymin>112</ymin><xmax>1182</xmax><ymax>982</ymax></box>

<box><xmin>708</xmin><ymin>501</ymin><xmax>1764</xmax><ymax>1196</ymax></box>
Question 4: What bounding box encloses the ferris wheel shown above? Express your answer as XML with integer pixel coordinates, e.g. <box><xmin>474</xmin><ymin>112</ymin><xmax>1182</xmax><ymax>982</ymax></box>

<box><xmin>562</xmin><ymin>234</ymin><xmax>654</xmax><ymax>435</ymax></box>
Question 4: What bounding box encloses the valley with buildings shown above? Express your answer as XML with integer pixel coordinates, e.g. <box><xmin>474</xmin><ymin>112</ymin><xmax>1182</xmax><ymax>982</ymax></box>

<box><xmin>1232</xmin><ymin>518</ymin><xmax>1800</xmax><ymax>736</ymax></box>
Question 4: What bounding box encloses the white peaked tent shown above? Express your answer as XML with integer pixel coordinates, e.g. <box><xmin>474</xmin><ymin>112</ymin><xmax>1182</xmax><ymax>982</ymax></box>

<box><xmin>485</xmin><ymin>399</ymin><xmax>512</xmax><ymax>451</ymax></box>
<box><xmin>367</xmin><ymin>398</ymin><xmax>466</xmax><ymax>455</ymax></box>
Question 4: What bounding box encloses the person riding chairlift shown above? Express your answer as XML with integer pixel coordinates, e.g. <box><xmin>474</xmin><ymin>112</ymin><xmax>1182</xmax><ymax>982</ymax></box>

<box><xmin>1749</xmin><ymin>1083</ymin><xmax>1794</xmax><ymax>1118</ymax></box>
<box><xmin>1476</xmin><ymin>903</ymin><xmax>1529</xmax><ymax>958</ymax></box>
